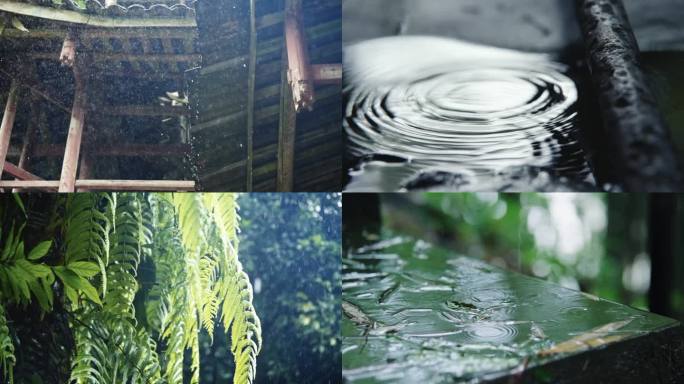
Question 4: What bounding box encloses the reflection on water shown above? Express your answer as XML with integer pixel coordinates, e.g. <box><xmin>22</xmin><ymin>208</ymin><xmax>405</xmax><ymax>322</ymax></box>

<box><xmin>342</xmin><ymin>234</ymin><xmax>677</xmax><ymax>382</ymax></box>
<box><xmin>344</xmin><ymin>36</ymin><xmax>595</xmax><ymax>191</ymax></box>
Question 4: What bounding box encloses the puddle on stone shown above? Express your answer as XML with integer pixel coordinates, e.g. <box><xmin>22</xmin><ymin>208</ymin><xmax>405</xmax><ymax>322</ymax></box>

<box><xmin>342</xmin><ymin>234</ymin><xmax>678</xmax><ymax>382</ymax></box>
<box><xmin>344</xmin><ymin>36</ymin><xmax>596</xmax><ymax>192</ymax></box>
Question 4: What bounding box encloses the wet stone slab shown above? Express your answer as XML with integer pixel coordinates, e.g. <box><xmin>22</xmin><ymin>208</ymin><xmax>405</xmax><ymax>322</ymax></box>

<box><xmin>342</xmin><ymin>236</ymin><xmax>683</xmax><ymax>383</ymax></box>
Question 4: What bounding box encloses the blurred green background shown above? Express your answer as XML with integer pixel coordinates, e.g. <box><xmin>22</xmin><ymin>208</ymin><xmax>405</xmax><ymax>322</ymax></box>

<box><xmin>360</xmin><ymin>193</ymin><xmax>684</xmax><ymax>321</ymax></box>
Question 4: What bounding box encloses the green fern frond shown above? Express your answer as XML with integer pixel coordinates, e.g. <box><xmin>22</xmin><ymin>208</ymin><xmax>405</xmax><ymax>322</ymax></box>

<box><xmin>105</xmin><ymin>194</ymin><xmax>143</xmax><ymax>315</ymax></box>
<box><xmin>0</xmin><ymin>303</ymin><xmax>15</xmax><ymax>384</ymax></box>
<box><xmin>204</xmin><ymin>195</ymin><xmax>261</xmax><ymax>384</ymax></box>
<box><xmin>69</xmin><ymin>311</ymin><xmax>161</xmax><ymax>384</ymax></box>
<box><xmin>63</xmin><ymin>194</ymin><xmax>110</xmax><ymax>305</ymax></box>
<box><xmin>2</xmin><ymin>193</ymin><xmax>262</xmax><ymax>384</ymax></box>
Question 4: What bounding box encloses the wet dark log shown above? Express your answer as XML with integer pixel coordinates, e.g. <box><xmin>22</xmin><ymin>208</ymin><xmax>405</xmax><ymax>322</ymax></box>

<box><xmin>648</xmin><ymin>194</ymin><xmax>677</xmax><ymax>317</ymax></box>
<box><xmin>575</xmin><ymin>0</ymin><xmax>682</xmax><ymax>191</ymax></box>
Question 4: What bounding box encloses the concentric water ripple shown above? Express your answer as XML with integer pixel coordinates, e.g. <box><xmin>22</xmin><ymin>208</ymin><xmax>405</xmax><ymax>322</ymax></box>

<box><xmin>344</xmin><ymin>36</ymin><xmax>595</xmax><ymax>190</ymax></box>
<box><xmin>463</xmin><ymin>323</ymin><xmax>519</xmax><ymax>344</ymax></box>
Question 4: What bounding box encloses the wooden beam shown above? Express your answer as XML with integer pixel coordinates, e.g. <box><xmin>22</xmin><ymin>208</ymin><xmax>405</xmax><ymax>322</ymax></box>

<box><xmin>27</xmin><ymin>52</ymin><xmax>201</xmax><ymax>64</ymax></box>
<box><xmin>0</xmin><ymin>68</ymin><xmax>71</xmax><ymax>112</ymax></box>
<box><xmin>0</xmin><ymin>27</ymin><xmax>198</xmax><ymax>40</ymax></box>
<box><xmin>311</xmin><ymin>64</ymin><xmax>342</xmax><ymax>85</ymax></box>
<box><xmin>3</xmin><ymin>161</ymin><xmax>43</xmax><ymax>181</ymax></box>
<box><xmin>246</xmin><ymin>0</ymin><xmax>257</xmax><ymax>191</ymax></box>
<box><xmin>0</xmin><ymin>80</ymin><xmax>19</xmax><ymax>180</ymax></box>
<box><xmin>0</xmin><ymin>2</ymin><xmax>197</xmax><ymax>28</ymax></box>
<box><xmin>284</xmin><ymin>0</ymin><xmax>314</xmax><ymax>111</ymax></box>
<box><xmin>58</xmin><ymin>62</ymin><xmax>86</xmax><ymax>193</ymax></box>
<box><xmin>0</xmin><ymin>179</ymin><xmax>195</xmax><ymax>191</ymax></box>
<box><xmin>27</xmin><ymin>144</ymin><xmax>191</xmax><ymax>157</ymax></box>
<box><xmin>277</xmin><ymin>63</ymin><xmax>297</xmax><ymax>191</ymax></box>
<box><xmin>103</xmin><ymin>105</ymin><xmax>189</xmax><ymax>117</ymax></box>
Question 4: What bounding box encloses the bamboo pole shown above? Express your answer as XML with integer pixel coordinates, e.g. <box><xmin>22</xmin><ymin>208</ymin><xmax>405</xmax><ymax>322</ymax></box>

<box><xmin>0</xmin><ymin>80</ymin><xmax>19</xmax><ymax>181</ymax></box>
<box><xmin>245</xmin><ymin>0</ymin><xmax>257</xmax><ymax>191</ymax></box>
<box><xmin>58</xmin><ymin>59</ymin><xmax>86</xmax><ymax>192</ymax></box>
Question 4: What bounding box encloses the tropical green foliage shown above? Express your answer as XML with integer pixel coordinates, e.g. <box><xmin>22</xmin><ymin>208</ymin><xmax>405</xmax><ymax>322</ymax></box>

<box><xmin>0</xmin><ymin>193</ymin><xmax>261</xmax><ymax>384</ymax></box>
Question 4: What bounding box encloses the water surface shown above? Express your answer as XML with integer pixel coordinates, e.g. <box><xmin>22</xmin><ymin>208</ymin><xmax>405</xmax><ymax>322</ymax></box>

<box><xmin>342</xmin><ymin>235</ymin><xmax>678</xmax><ymax>382</ymax></box>
<box><xmin>344</xmin><ymin>36</ymin><xmax>595</xmax><ymax>191</ymax></box>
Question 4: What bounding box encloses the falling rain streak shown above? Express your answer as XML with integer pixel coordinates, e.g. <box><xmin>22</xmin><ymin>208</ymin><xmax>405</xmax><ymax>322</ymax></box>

<box><xmin>344</xmin><ymin>37</ymin><xmax>595</xmax><ymax>191</ymax></box>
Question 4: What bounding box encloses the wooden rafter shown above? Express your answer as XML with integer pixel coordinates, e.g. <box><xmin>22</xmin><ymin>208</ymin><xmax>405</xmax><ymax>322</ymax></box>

<box><xmin>0</xmin><ymin>80</ymin><xmax>19</xmax><ymax>180</ymax></box>
<box><xmin>245</xmin><ymin>0</ymin><xmax>257</xmax><ymax>191</ymax></box>
<box><xmin>284</xmin><ymin>0</ymin><xmax>314</xmax><ymax>112</ymax></box>
<box><xmin>3</xmin><ymin>161</ymin><xmax>43</xmax><ymax>181</ymax></box>
<box><xmin>0</xmin><ymin>179</ymin><xmax>195</xmax><ymax>191</ymax></box>
<box><xmin>8</xmin><ymin>143</ymin><xmax>192</xmax><ymax>159</ymax></box>
<box><xmin>277</xmin><ymin>55</ymin><xmax>297</xmax><ymax>192</ymax></box>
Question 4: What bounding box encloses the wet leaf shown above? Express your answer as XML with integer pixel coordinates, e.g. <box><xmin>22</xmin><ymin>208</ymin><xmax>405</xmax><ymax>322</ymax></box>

<box><xmin>342</xmin><ymin>300</ymin><xmax>372</xmax><ymax>327</ymax></box>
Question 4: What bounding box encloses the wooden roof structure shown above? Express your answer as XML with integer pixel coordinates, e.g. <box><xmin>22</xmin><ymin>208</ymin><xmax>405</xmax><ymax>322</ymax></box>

<box><xmin>193</xmin><ymin>0</ymin><xmax>341</xmax><ymax>191</ymax></box>
<box><xmin>0</xmin><ymin>0</ymin><xmax>341</xmax><ymax>191</ymax></box>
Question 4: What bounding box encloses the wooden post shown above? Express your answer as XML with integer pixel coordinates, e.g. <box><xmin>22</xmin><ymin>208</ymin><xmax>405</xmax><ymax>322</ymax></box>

<box><xmin>17</xmin><ymin>103</ymin><xmax>36</xmax><ymax>170</ymax></box>
<box><xmin>12</xmin><ymin>96</ymin><xmax>39</xmax><ymax>192</ymax></box>
<box><xmin>277</xmin><ymin>55</ymin><xmax>297</xmax><ymax>191</ymax></box>
<box><xmin>58</xmin><ymin>64</ymin><xmax>86</xmax><ymax>193</ymax></box>
<box><xmin>245</xmin><ymin>0</ymin><xmax>257</xmax><ymax>191</ymax></box>
<box><xmin>284</xmin><ymin>0</ymin><xmax>314</xmax><ymax>112</ymax></box>
<box><xmin>78</xmin><ymin>151</ymin><xmax>92</xmax><ymax>179</ymax></box>
<box><xmin>60</xmin><ymin>29</ymin><xmax>78</xmax><ymax>68</ymax></box>
<box><xmin>0</xmin><ymin>80</ymin><xmax>19</xmax><ymax>181</ymax></box>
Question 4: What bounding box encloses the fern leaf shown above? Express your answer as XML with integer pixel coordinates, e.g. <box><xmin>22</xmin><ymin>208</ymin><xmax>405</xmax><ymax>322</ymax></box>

<box><xmin>0</xmin><ymin>303</ymin><xmax>15</xmax><ymax>384</ymax></box>
<box><xmin>64</xmin><ymin>194</ymin><xmax>110</xmax><ymax>303</ymax></box>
